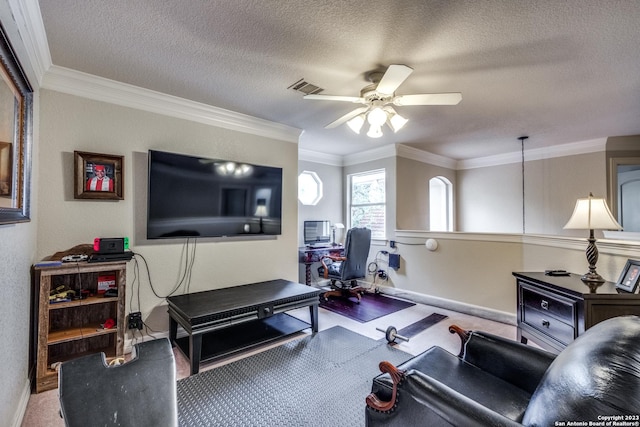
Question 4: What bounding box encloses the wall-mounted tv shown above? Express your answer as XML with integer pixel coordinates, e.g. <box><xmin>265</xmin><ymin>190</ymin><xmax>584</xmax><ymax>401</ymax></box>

<box><xmin>147</xmin><ymin>150</ymin><xmax>282</xmax><ymax>239</ymax></box>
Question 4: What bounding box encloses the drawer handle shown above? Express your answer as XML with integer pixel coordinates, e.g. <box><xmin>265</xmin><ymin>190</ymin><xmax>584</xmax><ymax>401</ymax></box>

<box><xmin>541</xmin><ymin>300</ymin><xmax>549</xmax><ymax>310</ymax></box>
<box><xmin>541</xmin><ymin>319</ymin><xmax>550</xmax><ymax>328</ymax></box>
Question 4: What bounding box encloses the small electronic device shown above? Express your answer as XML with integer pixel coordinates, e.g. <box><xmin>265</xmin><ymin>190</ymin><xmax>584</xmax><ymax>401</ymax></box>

<box><xmin>389</xmin><ymin>253</ymin><xmax>401</xmax><ymax>270</ymax></box>
<box><xmin>304</xmin><ymin>220</ymin><xmax>331</xmax><ymax>246</ymax></box>
<box><xmin>61</xmin><ymin>254</ymin><xmax>88</xmax><ymax>263</ymax></box>
<box><xmin>93</xmin><ymin>237</ymin><xmax>129</xmax><ymax>254</ymax></box>
<box><xmin>545</xmin><ymin>269</ymin><xmax>570</xmax><ymax>276</ymax></box>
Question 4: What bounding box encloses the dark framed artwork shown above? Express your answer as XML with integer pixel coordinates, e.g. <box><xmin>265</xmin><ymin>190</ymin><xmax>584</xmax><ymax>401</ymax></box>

<box><xmin>615</xmin><ymin>259</ymin><xmax>640</xmax><ymax>294</ymax></box>
<box><xmin>0</xmin><ymin>22</ymin><xmax>33</xmax><ymax>224</ymax></box>
<box><xmin>74</xmin><ymin>151</ymin><xmax>124</xmax><ymax>200</ymax></box>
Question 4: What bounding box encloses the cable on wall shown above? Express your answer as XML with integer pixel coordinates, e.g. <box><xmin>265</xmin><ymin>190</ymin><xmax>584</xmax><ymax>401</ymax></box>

<box><xmin>519</xmin><ymin>136</ymin><xmax>529</xmax><ymax>234</ymax></box>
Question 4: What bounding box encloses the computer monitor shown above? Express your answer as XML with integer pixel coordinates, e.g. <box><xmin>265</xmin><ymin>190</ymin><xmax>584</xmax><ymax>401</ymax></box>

<box><xmin>304</xmin><ymin>220</ymin><xmax>331</xmax><ymax>245</ymax></box>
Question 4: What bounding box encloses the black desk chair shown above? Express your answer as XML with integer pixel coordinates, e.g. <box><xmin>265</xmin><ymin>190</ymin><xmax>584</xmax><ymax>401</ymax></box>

<box><xmin>58</xmin><ymin>338</ymin><xmax>177</xmax><ymax>427</ymax></box>
<box><xmin>318</xmin><ymin>227</ymin><xmax>371</xmax><ymax>303</ymax></box>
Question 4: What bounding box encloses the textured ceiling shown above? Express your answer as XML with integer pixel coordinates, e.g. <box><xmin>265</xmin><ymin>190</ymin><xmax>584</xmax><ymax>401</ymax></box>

<box><xmin>37</xmin><ymin>0</ymin><xmax>640</xmax><ymax>160</ymax></box>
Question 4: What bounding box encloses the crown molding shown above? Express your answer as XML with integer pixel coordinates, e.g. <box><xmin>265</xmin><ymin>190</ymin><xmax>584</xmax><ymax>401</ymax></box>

<box><xmin>342</xmin><ymin>144</ymin><xmax>397</xmax><ymax>166</ymax></box>
<box><xmin>396</xmin><ymin>144</ymin><xmax>457</xmax><ymax>169</ymax></box>
<box><xmin>457</xmin><ymin>138</ymin><xmax>607</xmax><ymax>170</ymax></box>
<box><xmin>8</xmin><ymin>0</ymin><xmax>51</xmax><ymax>84</ymax></box>
<box><xmin>298</xmin><ymin>148</ymin><xmax>343</xmax><ymax>166</ymax></box>
<box><xmin>41</xmin><ymin>66</ymin><xmax>302</xmax><ymax>143</ymax></box>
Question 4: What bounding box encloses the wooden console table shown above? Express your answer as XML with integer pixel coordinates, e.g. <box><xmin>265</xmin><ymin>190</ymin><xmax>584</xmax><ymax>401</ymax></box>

<box><xmin>167</xmin><ymin>279</ymin><xmax>321</xmax><ymax>375</ymax></box>
<box><xmin>513</xmin><ymin>272</ymin><xmax>640</xmax><ymax>353</ymax></box>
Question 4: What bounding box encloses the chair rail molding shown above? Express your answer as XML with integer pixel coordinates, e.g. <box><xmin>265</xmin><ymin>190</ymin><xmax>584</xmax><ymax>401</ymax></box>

<box><xmin>394</xmin><ymin>230</ymin><xmax>640</xmax><ymax>258</ymax></box>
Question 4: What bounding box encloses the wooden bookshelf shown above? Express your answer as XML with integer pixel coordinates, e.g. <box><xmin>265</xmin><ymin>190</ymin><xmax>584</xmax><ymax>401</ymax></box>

<box><xmin>32</xmin><ymin>261</ymin><xmax>126</xmax><ymax>393</ymax></box>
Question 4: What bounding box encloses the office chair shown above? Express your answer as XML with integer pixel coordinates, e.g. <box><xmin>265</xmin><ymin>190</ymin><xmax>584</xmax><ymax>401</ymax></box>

<box><xmin>58</xmin><ymin>338</ymin><xmax>177</xmax><ymax>427</ymax></box>
<box><xmin>318</xmin><ymin>227</ymin><xmax>371</xmax><ymax>303</ymax></box>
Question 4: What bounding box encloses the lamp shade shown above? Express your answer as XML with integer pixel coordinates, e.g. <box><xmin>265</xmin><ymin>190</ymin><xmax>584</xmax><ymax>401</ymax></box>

<box><xmin>346</xmin><ymin>114</ymin><xmax>365</xmax><ymax>134</ymax></box>
<box><xmin>334</xmin><ymin>222</ymin><xmax>345</xmax><ymax>229</ymax></box>
<box><xmin>254</xmin><ymin>199</ymin><xmax>268</xmax><ymax>217</ymax></box>
<box><xmin>367</xmin><ymin>107</ymin><xmax>387</xmax><ymax>127</ymax></box>
<box><xmin>563</xmin><ymin>194</ymin><xmax>621</xmax><ymax>230</ymax></box>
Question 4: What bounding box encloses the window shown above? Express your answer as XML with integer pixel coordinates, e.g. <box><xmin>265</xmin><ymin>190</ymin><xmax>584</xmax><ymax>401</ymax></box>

<box><xmin>349</xmin><ymin>169</ymin><xmax>385</xmax><ymax>239</ymax></box>
<box><xmin>298</xmin><ymin>171</ymin><xmax>323</xmax><ymax>205</ymax></box>
<box><xmin>429</xmin><ymin>176</ymin><xmax>453</xmax><ymax>231</ymax></box>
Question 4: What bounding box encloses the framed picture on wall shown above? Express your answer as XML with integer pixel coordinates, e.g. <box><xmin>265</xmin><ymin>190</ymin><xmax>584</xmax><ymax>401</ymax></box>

<box><xmin>615</xmin><ymin>259</ymin><xmax>640</xmax><ymax>293</ymax></box>
<box><xmin>74</xmin><ymin>151</ymin><xmax>124</xmax><ymax>200</ymax></box>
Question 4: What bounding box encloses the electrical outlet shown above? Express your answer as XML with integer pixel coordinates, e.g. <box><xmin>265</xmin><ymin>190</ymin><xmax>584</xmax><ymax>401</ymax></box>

<box><xmin>128</xmin><ymin>312</ymin><xmax>143</xmax><ymax>330</ymax></box>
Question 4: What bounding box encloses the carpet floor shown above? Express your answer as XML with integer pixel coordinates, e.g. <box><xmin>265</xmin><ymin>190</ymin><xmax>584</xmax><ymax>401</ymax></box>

<box><xmin>319</xmin><ymin>292</ymin><xmax>415</xmax><ymax>322</ymax></box>
<box><xmin>176</xmin><ymin>326</ymin><xmax>411</xmax><ymax>426</ymax></box>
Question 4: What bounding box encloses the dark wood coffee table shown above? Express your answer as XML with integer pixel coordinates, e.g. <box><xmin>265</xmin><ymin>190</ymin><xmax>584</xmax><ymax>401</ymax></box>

<box><xmin>167</xmin><ymin>279</ymin><xmax>321</xmax><ymax>375</ymax></box>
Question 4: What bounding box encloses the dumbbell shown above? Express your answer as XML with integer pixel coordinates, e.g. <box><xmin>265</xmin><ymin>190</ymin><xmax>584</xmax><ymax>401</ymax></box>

<box><xmin>376</xmin><ymin>325</ymin><xmax>409</xmax><ymax>344</ymax></box>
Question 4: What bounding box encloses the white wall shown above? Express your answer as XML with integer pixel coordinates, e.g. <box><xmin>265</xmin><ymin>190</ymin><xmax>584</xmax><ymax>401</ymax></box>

<box><xmin>37</xmin><ymin>89</ymin><xmax>299</xmax><ymax>332</ymax></box>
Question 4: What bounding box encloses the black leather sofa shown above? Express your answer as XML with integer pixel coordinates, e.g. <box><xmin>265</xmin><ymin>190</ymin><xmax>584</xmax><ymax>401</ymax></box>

<box><xmin>366</xmin><ymin>315</ymin><xmax>640</xmax><ymax>426</ymax></box>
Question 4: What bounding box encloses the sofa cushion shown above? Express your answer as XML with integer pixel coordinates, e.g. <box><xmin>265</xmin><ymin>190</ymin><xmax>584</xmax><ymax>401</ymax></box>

<box><xmin>523</xmin><ymin>316</ymin><xmax>640</xmax><ymax>425</ymax></box>
<box><xmin>372</xmin><ymin>346</ymin><xmax>532</xmax><ymax>422</ymax></box>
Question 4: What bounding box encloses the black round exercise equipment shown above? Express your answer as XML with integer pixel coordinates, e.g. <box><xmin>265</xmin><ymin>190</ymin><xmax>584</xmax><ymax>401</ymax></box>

<box><xmin>376</xmin><ymin>325</ymin><xmax>409</xmax><ymax>343</ymax></box>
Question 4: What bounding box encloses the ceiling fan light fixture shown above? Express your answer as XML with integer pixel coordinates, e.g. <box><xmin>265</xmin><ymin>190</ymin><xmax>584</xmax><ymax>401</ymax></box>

<box><xmin>367</xmin><ymin>124</ymin><xmax>383</xmax><ymax>138</ymax></box>
<box><xmin>367</xmin><ymin>107</ymin><xmax>387</xmax><ymax>127</ymax></box>
<box><xmin>389</xmin><ymin>112</ymin><xmax>408</xmax><ymax>132</ymax></box>
<box><xmin>346</xmin><ymin>114</ymin><xmax>365</xmax><ymax>134</ymax></box>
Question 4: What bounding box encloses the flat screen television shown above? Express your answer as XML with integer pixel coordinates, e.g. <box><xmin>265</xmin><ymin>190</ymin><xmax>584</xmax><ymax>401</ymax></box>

<box><xmin>147</xmin><ymin>150</ymin><xmax>282</xmax><ymax>239</ymax></box>
<box><xmin>304</xmin><ymin>220</ymin><xmax>331</xmax><ymax>245</ymax></box>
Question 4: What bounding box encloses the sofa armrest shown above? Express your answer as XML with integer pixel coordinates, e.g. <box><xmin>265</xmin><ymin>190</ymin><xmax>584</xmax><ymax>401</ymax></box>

<box><xmin>366</xmin><ymin>367</ymin><xmax>524</xmax><ymax>427</ymax></box>
<box><xmin>462</xmin><ymin>331</ymin><xmax>556</xmax><ymax>394</ymax></box>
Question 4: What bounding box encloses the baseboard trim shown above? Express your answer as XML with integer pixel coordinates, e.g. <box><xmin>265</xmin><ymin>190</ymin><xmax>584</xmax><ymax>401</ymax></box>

<box><xmin>11</xmin><ymin>379</ymin><xmax>31</xmax><ymax>427</ymax></box>
<box><xmin>379</xmin><ymin>287</ymin><xmax>517</xmax><ymax>326</ymax></box>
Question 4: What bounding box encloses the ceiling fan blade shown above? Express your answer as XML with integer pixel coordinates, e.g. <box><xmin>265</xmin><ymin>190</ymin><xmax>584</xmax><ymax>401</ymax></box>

<box><xmin>376</xmin><ymin>64</ymin><xmax>413</xmax><ymax>95</ymax></box>
<box><xmin>393</xmin><ymin>93</ymin><xmax>462</xmax><ymax>106</ymax></box>
<box><xmin>325</xmin><ymin>106</ymin><xmax>369</xmax><ymax>129</ymax></box>
<box><xmin>304</xmin><ymin>94</ymin><xmax>364</xmax><ymax>103</ymax></box>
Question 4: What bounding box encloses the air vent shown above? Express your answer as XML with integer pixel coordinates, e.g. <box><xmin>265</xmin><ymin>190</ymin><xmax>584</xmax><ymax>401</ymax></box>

<box><xmin>288</xmin><ymin>79</ymin><xmax>324</xmax><ymax>95</ymax></box>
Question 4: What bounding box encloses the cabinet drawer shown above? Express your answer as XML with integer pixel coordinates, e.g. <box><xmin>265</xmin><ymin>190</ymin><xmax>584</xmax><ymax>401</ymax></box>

<box><xmin>522</xmin><ymin>287</ymin><xmax>574</xmax><ymax>323</ymax></box>
<box><xmin>522</xmin><ymin>306</ymin><xmax>575</xmax><ymax>345</ymax></box>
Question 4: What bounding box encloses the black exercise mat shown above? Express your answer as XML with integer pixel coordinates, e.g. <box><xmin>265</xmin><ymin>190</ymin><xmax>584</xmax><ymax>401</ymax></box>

<box><xmin>176</xmin><ymin>325</ymin><xmax>411</xmax><ymax>426</ymax></box>
<box><xmin>397</xmin><ymin>312</ymin><xmax>449</xmax><ymax>338</ymax></box>
<box><xmin>319</xmin><ymin>292</ymin><xmax>415</xmax><ymax>323</ymax></box>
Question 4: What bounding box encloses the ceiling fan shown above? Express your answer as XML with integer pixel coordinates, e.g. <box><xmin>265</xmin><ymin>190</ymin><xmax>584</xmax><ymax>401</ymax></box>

<box><xmin>304</xmin><ymin>64</ymin><xmax>462</xmax><ymax>138</ymax></box>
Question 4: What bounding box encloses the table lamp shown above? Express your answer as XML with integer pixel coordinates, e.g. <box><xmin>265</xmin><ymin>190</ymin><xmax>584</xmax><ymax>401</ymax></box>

<box><xmin>254</xmin><ymin>199</ymin><xmax>268</xmax><ymax>233</ymax></box>
<box><xmin>332</xmin><ymin>223</ymin><xmax>345</xmax><ymax>246</ymax></box>
<box><xmin>563</xmin><ymin>192</ymin><xmax>622</xmax><ymax>292</ymax></box>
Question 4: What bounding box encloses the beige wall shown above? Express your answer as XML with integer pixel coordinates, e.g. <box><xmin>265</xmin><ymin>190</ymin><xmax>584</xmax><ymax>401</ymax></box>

<box><xmin>526</xmin><ymin>152</ymin><xmax>606</xmax><ymax>236</ymax></box>
<box><xmin>457</xmin><ymin>162</ymin><xmax>523</xmax><ymax>233</ymax></box>
<box><xmin>396</xmin><ymin>156</ymin><xmax>456</xmax><ymax>231</ymax></box>
<box><xmin>0</xmin><ymin>3</ymin><xmax>39</xmax><ymax>424</ymax></box>
<box><xmin>37</xmin><ymin>90</ymin><xmax>299</xmax><ymax>331</ymax></box>
<box><xmin>386</xmin><ymin>234</ymin><xmax>523</xmax><ymax>315</ymax></box>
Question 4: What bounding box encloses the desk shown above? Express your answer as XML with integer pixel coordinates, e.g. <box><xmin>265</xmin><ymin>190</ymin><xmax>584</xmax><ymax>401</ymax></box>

<box><xmin>298</xmin><ymin>245</ymin><xmax>344</xmax><ymax>286</ymax></box>
<box><xmin>167</xmin><ymin>279</ymin><xmax>321</xmax><ymax>375</ymax></box>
